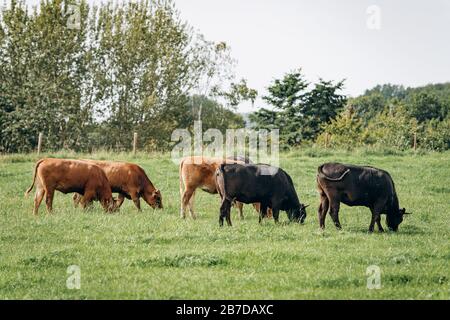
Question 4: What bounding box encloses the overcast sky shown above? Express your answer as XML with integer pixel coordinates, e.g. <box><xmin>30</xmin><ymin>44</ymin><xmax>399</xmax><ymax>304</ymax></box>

<box><xmin>176</xmin><ymin>0</ymin><xmax>450</xmax><ymax>111</ymax></box>
<box><xmin>21</xmin><ymin>0</ymin><xmax>450</xmax><ymax>112</ymax></box>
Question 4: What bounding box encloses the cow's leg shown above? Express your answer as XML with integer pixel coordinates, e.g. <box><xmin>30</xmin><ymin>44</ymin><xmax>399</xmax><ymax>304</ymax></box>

<box><xmin>219</xmin><ymin>199</ymin><xmax>232</xmax><ymax>227</ymax></box>
<box><xmin>259</xmin><ymin>203</ymin><xmax>268</xmax><ymax>223</ymax></box>
<box><xmin>73</xmin><ymin>193</ymin><xmax>82</xmax><ymax>208</ymax></box>
<box><xmin>318</xmin><ymin>194</ymin><xmax>329</xmax><ymax>229</ymax></box>
<box><xmin>370</xmin><ymin>203</ymin><xmax>385</xmax><ymax>233</ymax></box>
<box><xmin>376</xmin><ymin>215</ymin><xmax>384</xmax><ymax>232</ymax></box>
<box><xmin>33</xmin><ymin>187</ymin><xmax>45</xmax><ymax>215</ymax></box>
<box><xmin>369</xmin><ymin>208</ymin><xmax>376</xmax><ymax>233</ymax></box>
<box><xmin>225</xmin><ymin>207</ymin><xmax>232</xmax><ymax>226</ymax></box>
<box><xmin>133</xmin><ymin>197</ymin><xmax>141</xmax><ymax>210</ymax></box>
<box><xmin>329</xmin><ymin>201</ymin><xmax>342</xmax><ymax>230</ymax></box>
<box><xmin>45</xmin><ymin>188</ymin><xmax>55</xmax><ymax>213</ymax></box>
<box><xmin>79</xmin><ymin>191</ymin><xmax>95</xmax><ymax>210</ymax></box>
<box><xmin>272</xmin><ymin>208</ymin><xmax>280</xmax><ymax>223</ymax></box>
<box><xmin>115</xmin><ymin>194</ymin><xmax>125</xmax><ymax>208</ymax></box>
<box><xmin>188</xmin><ymin>190</ymin><xmax>196</xmax><ymax>219</ymax></box>
<box><xmin>130</xmin><ymin>191</ymin><xmax>141</xmax><ymax>211</ymax></box>
<box><xmin>236</xmin><ymin>201</ymin><xmax>244</xmax><ymax>219</ymax></box>
<box><xmin>180</xmin><ymin>188</ymin><xmax>194</xmax><ymax>219</ymax></box>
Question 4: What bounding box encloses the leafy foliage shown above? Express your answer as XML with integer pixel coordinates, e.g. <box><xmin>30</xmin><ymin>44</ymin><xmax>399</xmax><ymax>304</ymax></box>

<box><xmin>366</xmin><ymin>107</ymin><xmax>419</xmax><ymax>150</ymax></box>
<box><xmin>0</xmin><ymin>0</ymin><xmax>245</xmax><ymax>152</ymax></box>
<box><xmin>316</xmin><ymin>107</ymin><xmax>367</xmax><ymax>149</ymax></box>
<box><xmin>420</xmin><ymin>117</ymin><xmax>450</xmax><ymax>151</ymax></box>
<box><xmin>250</xmin><ymin>70</ymin><xmax>346</xmax><ymax>146</ymax></box>
<box><xmin>406</xmin><ymin>91</ymin><xmax>447</xmax><ymax>123</ymax></box>
<box><xmin>318</xmin><ymin>83</ymin><xmax>450</xmax><ymax>151</ymax></box>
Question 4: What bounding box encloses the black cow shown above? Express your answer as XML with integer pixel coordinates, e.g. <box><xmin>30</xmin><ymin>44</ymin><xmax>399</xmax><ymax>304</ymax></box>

<box><xmin>216</xmin><ymin>163</ymin><xmax>308</xmax><ymax>226</ymax></box>
<box><xmin>316</xmin><ymin>163</ymin><xmax>411</xmax><ymax>232</ymax></box>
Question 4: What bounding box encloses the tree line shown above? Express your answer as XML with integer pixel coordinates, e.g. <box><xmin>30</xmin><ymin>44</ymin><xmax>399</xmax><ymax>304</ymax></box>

<box><xmin>1</xmin><ymin>0</ymin><xmax>449</xmax><ymax>153</ymax></box>
<box><xmin>0</xmin><ymin>0</ymin><xmax>250</xmax><ymax>153</ymax></box>
<box><xmin>250</xmin><ymin>71</ymin><xmax>450</xmax><ymax>151</ymax></box>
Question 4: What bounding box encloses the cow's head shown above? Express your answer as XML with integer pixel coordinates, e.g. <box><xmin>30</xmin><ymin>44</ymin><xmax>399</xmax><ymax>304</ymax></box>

<box><xmin>289</xmin><ymin>204</ymin><xmax>309</xmax><ymax>223</ymax></box>
<box><xmin>103</xmin><ymin>196</ymin><xmax>118</xmax><ymax>213</ymax></box>
<box><xmin>144</xmin><ymin>189</ymin><xmax>163</xmax><ymax>209</ymax></box>
<box><xmin>386</xmin><ymin>207</ymin><xmax>410</xmax><ymax>231</ymax></box>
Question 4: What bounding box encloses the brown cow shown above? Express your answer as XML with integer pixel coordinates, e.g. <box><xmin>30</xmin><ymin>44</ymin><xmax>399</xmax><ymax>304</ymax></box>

<box><xmin>178</xmin><ymin>156</ymin><xmax>269</xmax><ymax>219</ymax></box>
<box><xmin>25</xmin><ymin>158</ymin><xmax>116</xmax><ymax>215</ymax></box>
<box><xmin>73</xmin><ymin>160</ymin><xmax>162</xmax><ymax>210</ymax></box>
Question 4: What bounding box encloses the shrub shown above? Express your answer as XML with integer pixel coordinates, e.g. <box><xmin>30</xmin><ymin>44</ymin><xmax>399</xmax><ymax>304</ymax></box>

<box><xmin>315</xmin><ymin>108</ymin><xmax>368</xmax><ymax>149</ymax></box>
<box><xmin>366</xmin><ymin>108</ymin><xmax>418</xmax><ymax>150</ymax></box>
<box><xmin>420</xmin><ymin>117</ymin><xmax>450</xmax><ymax>151</ymax></box>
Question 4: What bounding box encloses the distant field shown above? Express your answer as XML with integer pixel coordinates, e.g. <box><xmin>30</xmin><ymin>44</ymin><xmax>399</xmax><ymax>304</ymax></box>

<box><xmin>0</xmin><ymin>149</ymin><xmax>449</xmax><ymax>299</ymax></box>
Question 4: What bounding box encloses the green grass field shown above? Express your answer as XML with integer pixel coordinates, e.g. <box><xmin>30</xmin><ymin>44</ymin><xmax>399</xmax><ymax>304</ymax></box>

<box><xmin>0</xmin><ymin>149</ymin><xmax>449</xmax><ymax>299</ymax></box>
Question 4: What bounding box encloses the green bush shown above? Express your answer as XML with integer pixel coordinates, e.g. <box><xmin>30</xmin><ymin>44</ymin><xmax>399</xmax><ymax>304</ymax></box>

<box><xmin>315</xmin><ymin>107</ymin><xmax>435</xmax><ymax>151</ymax></box>
<box><xmin>316</xmin><ymin>108</ymin><xmax>368</xmax><ymax>149</ymax></box>
<box><xmin>420</xmin><ymin>117</ymin><xmax>450</xmax><ymax>151</ymax></box>
<box><xmin>365</xmin><ymin>108</ymin><xmax>419</xmax><ymax>150</ymax></box>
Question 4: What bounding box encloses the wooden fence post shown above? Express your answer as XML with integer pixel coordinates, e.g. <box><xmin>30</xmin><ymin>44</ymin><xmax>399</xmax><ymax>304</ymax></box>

<box><xmin>133</xmin><ymin>132</ymin><xmax>138</xmax><ymax>155</ymax></box>
<box><xmin>413</xmin><ymin>132</ymin><xmax>417</xmax><ymax>151</ymax></box>
<box><xmin>325</xmin><ymin>132</ymin><xmax>330</xmax><ymax>148</ymax></box>
<box><xmin>37</xmin><ymin>132</ymin><xmax>43</xmax><ymax>155</ymax></box>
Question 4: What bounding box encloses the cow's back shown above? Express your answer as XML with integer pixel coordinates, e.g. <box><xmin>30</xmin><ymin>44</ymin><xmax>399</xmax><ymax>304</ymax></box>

<box><xmin>317</xmin><ymin>162</ymin><xmax>396</xmax><ymax>207</ymax></box>
<box><xmin>181</xmin><ymin>156</ymin><xmax>245</xmax><ymax>194</ymax></box>
<box><xmin>219</xmin><ymin>164</ymin><xmax>298</xmax><ymax>205</ymax></box>
<box><xmin>81</xmin><ymin>160</ymin><xmax>153</xmax><ymax>193</ymax></box>
<box><xmin>38</xmin><ymin>159</ymin><xmax>108</xmax><ymax>194</ymax></box>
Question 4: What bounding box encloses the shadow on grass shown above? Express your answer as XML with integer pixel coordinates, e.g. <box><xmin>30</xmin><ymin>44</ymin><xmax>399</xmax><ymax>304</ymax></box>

<box><xmin>343</xmin><ymin>224</ymin><xmax>425</xmax><ymax>236</ymax></box>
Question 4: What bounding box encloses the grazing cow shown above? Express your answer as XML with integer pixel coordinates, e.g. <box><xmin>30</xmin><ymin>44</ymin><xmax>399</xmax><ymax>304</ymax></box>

<box><xmin>25</xmin><ymin>158</ymin><xmax>116</xmax><ymax>215</ymax></box>
<box><xmin>178</xmin><ymin>155</ymin><xmax>261</xmax><ymax>219</ymax></box>
<box><xmin>73</xmin><ymin>160</ymin><xmax>162</xmax><ymax>210</ymax></box>
<box><xmin>316</xmin><ymin>163</ymin><xmax>410</xmax><ymax>232</ymax></box>
<box><xmin>215</xmin><ymin>163</ymin><xmax>308</xmax><ymax>226</ymax></box>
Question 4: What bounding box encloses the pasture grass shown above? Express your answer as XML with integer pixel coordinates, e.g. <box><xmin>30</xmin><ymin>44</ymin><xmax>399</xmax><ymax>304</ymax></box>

<box><xmin>0</xmin><ymin>149</ymin><xmax>449</xmax><ymax>299</ymax></box>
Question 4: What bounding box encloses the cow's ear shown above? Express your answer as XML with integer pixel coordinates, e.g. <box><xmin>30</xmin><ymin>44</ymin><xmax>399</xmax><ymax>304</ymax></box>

<box><xmin>302</xmin><ymin>204</ymin><xmax>310</xmax><ymax>209</ymax></box>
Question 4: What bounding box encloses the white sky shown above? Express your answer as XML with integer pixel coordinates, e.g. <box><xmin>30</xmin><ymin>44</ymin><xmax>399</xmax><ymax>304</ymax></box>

<box><xmin>20</xmin><ymin>0</ymin><xmax>450</xmax><ymax>112</ymax></box>
<box><xmin>176</xmin><ymin>0</ymin><xmax>450</xmax><ymax>111</ymax></box>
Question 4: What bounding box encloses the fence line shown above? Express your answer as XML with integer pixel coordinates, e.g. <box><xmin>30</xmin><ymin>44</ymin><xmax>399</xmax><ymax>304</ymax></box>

<box><xmin>133</xmin><ymin>132</ymin><xmax>138</xmax><ymax>155</ymax></box>
<box><xmin>37</xmin><ymin>133</ymin><xmax>43</xmax><ymax>155</ymax></box>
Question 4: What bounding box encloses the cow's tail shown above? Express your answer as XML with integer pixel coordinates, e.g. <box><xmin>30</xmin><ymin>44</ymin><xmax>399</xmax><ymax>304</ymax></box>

<box><xmin>179</xmin><ymin>158</ymin><xmax>184</xmax><ymax>197</ymax></box>
<box><xmin>25</xmin><ymin>159</ymin><xmax>44</xmax><ymax>197</ymax></box>
<box><xmin>317</xmin><ymin>164</ymin><xmax>350</xmax><ymax>182</ymax></box>
<box><xmin>216</xmin><ymin>164</ymin><xmax>228</xmax><ymax>201</ymax></box>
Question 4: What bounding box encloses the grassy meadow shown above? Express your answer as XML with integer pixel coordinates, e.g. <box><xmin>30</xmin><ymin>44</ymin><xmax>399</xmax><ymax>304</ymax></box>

<box><xmin>0</xmin><ymin>149</ymin><xmax>449</xmax><ymax>299</ymax></box>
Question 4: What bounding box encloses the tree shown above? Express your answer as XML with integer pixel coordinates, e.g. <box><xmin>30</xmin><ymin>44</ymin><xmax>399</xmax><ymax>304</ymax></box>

<box><xmin>249</xmin><ymin>108</ymin><xmax>278</xmax><ymax>130</ymax></box>
<box><xmin>316</xmin><ymin>106</ymin><xmax>366</xmax><ymax>148</ymax></box>
<box><xmin>363</xmin><ymin>84</ymin><xmax>406</xmax><ymax>100</ymax></box>
<box><xmin>407</xmin><ymin>91</ymin><xmax>445</xmax><ymax>123</ymax></box>
<box><xmin>347</xmin><ymin>92</ymin><xmax>386</xmax><ymax>123</ymax></box>
<box><xmin>218</xmin><ymin>78</ymin><xmax>258</xmax><ymax>109</ymax></box>
<box><xmin>0</xmin><ymin>0</ymin><xmax>91</xmax><ymax>152</ymax></box>
<box><xmin>250</xmin><ymin>69</ymin><xmax>346</xmax><ymax>146</ymax></box>
<box><xmin>301</xmin><ymin>79</ymin><xmax>347</xmax><ymax>140</ymax></box>
<box><xmin>254</xmin><ymin>69</ymin><xmax>308</xmax><ymax>145</ymax></box>
<box><xmin>0</xmin><ymin>0</ymin><xmax>241</xmax><ymax>152</ymax></box>
<box><xmin>366</xmin><ymin>106</ymin><xmax>418</xmax><ymax>150</ymax></box>
<box><xmin>189</xmin><ymin>95</ymin><xmax>244</xmax><ymax>131</ymax></box>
